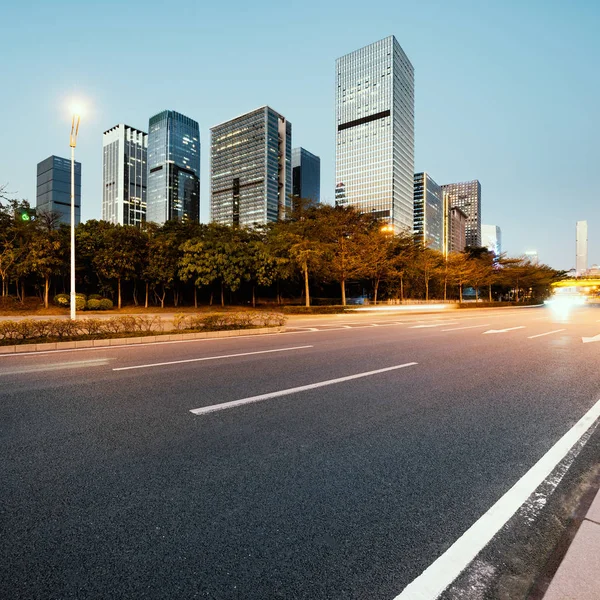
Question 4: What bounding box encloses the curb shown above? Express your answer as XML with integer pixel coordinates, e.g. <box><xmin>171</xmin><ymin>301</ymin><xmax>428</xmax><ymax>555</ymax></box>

<box><xmin>0</xmin><ymin>326</ymin><xmax>285</xmax><ymax>354</ymax></box>
<box><xmin>542</xmin><ymin>487</ymin><xmax>600</xmax><ymax>599</ymax></box>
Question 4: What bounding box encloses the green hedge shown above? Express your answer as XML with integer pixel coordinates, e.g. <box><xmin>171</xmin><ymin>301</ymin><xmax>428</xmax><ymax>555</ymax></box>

<box><xmin>0</xmin><ymin>312</ymin><xmax>285</xmax><ymax>345</ymax></box>
<box><xmin>172</xmin><ymin>312</ymin><xmax>286</xmax><ymax>332</ymax></box>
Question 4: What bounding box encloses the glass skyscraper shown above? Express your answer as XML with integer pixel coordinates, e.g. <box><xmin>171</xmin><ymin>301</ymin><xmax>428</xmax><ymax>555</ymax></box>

<box><xmin>335</xmin><ymin>35</ymin><xmax>414</xmax><ymax>231</ymax></box>
<box><xmin>414</xmin><ymin>172</ymin><xmax>443</xmax><ymax>251</ymax></box>
<box><xmin>210</xmin><ymin>106</ymin><xmax>292</xmax><ymax>226</ymax></box>
<box><xmin>36</xmin><ymin>155</ymin><xmax>81</xmax><ymax>226</ymax></box>
<box><xmin>292</xmin><ymin>147</ymin><xmax>320</xmax><ymax>203</ymax></box>
<box><xmin>102</xmin><ymin>124</ymin><xmax>147</xmax><ymax>227</ymax></box>
<box><xmin>481</xmin><ymin>224</ymin><xmax>502</xmax><ymax>257</ymax></box>
<box><xmin>441</xmin><ymin>180</ymin><xmax>482</xmax><ymax>247</ymax></box>
<box><xmin>147</xmin><ymin>110</ymin><xmax>200</xmax><ymax>224</ymax></box>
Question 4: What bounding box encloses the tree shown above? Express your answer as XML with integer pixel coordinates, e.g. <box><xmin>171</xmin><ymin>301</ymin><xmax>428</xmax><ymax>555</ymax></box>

<box><xmin>93</xmin><ymin>225</ymin><xmax>145</xmax><ymax>309</ymax></box>
<box><xmin>447</xmin><ymin>252</ymin><xmax>475</xmax><ymax>302</ymax></box>
<box><xmin>21</xmin><ymin>229</ymin><xmax>66</xmax><ymax>308</ymax></box>
<box><xmin>414</xmin><ymin>245</ymin><xmax>443</xmax><ymax>301</ymax></box>
<box><xmin>143</xmin><ymin>229</ymin><xmax>180</xmax><ymax>309</ymax></box>
<box><xmin>270</xmin><ymin>200</ymin><xmax>327</xmax><ymax>307</ymax></box>
<box><xmin>354</xmin><ymin>228</ymin><xmax>396</xmax><ymax>303</ymax></box>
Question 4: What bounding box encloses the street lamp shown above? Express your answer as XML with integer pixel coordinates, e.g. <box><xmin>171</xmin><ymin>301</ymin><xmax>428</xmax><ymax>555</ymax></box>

<box><xmin>69</xmin><ymin>113</ymin><xmax>80</xmax><ymax>321</ymax></box>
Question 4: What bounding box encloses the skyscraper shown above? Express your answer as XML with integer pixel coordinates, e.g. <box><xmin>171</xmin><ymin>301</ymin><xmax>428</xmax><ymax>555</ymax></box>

<box><xmin>335</xmin><ymin>35</ymin><xmax>414</xmax><ymax>231</ymax></box>
<box><xmin>482</xmin><ymin>224</ymin><xmax>502</xmax><ymax>256</ymax></box>
<box><xmin>441</xmin><ymin>180</ymin><xmax>482</xmax><ymax>247</ymax></box>
<box><xmin>576</xmin><ymin>220</ymin><xmax>588</xmax><ymax>276</ymax></box>
<box><xmin>36</xmin><ymin>155</ymin><xmax>81</xmax><ymax>226</ymax></box>
<box><xmin>210</xmin><ymin>106</ymin><xmax>292</xmax><ymax>226</ymax></box>
<box><xmin>413</xmin><ymin>172</ymin><xmax>443</xmax><ymax>251</ymax></box>
<box><xmin>147</xmin><ymin>110</ymin><xmax>200</xmax><ymax>224</ymax></box>
<box><xmin>292</xmin><ymin>147</ymin><xmax>320</xmax><ymax>203</ymax></box>
<box><xmin>102</xmin><ymin>124</ymin><xmax>147</xmax><ymax>226</ymax></box>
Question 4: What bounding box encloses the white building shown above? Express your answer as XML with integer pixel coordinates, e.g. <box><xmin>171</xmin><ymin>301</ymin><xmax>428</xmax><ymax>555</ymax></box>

<box><xmin>576</xmin><ymin>220</ymin><xmax>588</xmax><ymax>276</ymax></box>
<box><xmin>102</xmin><ymin>124</ymin><xmax>147</xmax><ymax>226</ymax></box>
<box><xmin>335</xmin><ymin>36</ymin><xmax>414</xmax><ymax>231</ymax></box>
<box><xmin>482</xmin><ymin>224</ymin><xmax>502</xmax><ymax>256</ymax></box>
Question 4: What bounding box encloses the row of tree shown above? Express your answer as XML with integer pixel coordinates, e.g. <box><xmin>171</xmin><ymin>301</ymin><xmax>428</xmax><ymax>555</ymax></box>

<box><xmin>0</xmin><ymin>193</ymin><xmax>563</xmax><ymax>308</ymax></box>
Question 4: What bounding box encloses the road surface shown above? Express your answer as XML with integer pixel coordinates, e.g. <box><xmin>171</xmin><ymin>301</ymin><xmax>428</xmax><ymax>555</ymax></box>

<box><xmin>1</xmin><ymin>304</ymin><xmax>599</xmax><ymax>599</ymax></box>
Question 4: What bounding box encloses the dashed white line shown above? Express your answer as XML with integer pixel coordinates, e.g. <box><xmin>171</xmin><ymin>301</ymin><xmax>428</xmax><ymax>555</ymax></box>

<box><xmin>441</xmin><ymin>324</ymin><xmax>491</xmax><ymax>332</ymax></box>
<box><xmin>190</xmin><ymin>362</ymin><xmax>418</xmax><ymax>416</ymax></box>
<box><xmin>0</xmin><ymin>358</ymin><xmax>110</xmax><ymax>376</ymax></box>
<box><xmin>410</xmin><ymin>323</ymin><xmax>459</xmax><ymax>329</ymax></box>
<box><xmin>113</xmin><ymin>345</ymin><xmax>313</xmax><ymax>372</ymax></box>
<box><xmin>527</xmin><ymin>329</ymin><xmax>566</xmax><ymax>339</ymax></box>
<box><xmin>394</xmin><ymin>397</ymin><xmax>600</xmax><ymax>600</ymax></box>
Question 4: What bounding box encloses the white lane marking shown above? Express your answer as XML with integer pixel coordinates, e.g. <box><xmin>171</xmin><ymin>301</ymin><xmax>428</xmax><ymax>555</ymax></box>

<box><xmin>190</xmin><ymin>362</ymin><xmax>418</xmax><ymax>416</ymax></box>
<box><xmin>113</xmin><ymin>345</ymin><xmax>313</xmax><ymax>372</ymax></box>
<box><xmin>582</xmin><ymin>334</ymin><xmax>600</xmax><ymax>344</ymax></box>
<box><xmin>0</xmin><ymin>358</ymin><xmax>110</xmax><ymax>376</ymax></box>
<box><xmin>527</xmin><ymin>329</ymin><xmax>566</xmax><ymax>339</ymax></box>
<box><xmin>410</xmin><ymin>322</ymin><xmax>459</xmax><ymax>329</ymax></box>
<box><xmin>441</xmin><ymin>324</ymin><xmax>491</xmax><ymax>332</ymax></box>
<box><xmin>482</xmin><ymin>326</ymin><xmax>526</xmax><ymax>335</ymax></box>
<box><xmin>394</xmin><ymin>397</ymin><xmax>600</xmax><ymax>600</ymax></box>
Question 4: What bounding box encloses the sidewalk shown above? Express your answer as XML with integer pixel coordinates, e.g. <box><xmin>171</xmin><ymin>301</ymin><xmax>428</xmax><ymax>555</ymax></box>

<box><xmin>542</xmin><ymin>487</ymin><xmax>600</xmax><ymax>599</ymax></box>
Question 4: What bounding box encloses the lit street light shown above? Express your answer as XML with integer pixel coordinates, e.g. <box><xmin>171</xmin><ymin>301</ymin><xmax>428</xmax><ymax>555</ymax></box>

<box><xmin>69</xmin><ymin>112</ymin><xmax>80</xmax><ymax>320</ymax></box>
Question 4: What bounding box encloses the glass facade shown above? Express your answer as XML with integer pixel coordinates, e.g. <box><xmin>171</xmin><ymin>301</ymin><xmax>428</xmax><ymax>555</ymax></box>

<box><xmin>335</xmin><ymin>35</ymin><xmax>414</xmax><ymax>231</ymax></box>
<box><xmin>147</xmin><ymin>110</ymin><xmax>200</xmax><ymax>224</ymax></box>
<box><xmin>292</xmin><ymin>147</ymin><xmax>320</xmax><ymax>203</ymax></box>
<box><xmin>36</xmin><ymin>155</ymin><xmax>81</xmax><ymax>226</ymax></box>
<box><xmin>211</xmin><ymin>106</ymin><xmax>292</xmax><ymax>226</ymax></box>
<box><xmin>481</xmin><ymin>224</ymin><xmax>502</xmax><ymax>256</ymax></box>
<box><xmin>441</xmin><ymin>180</ymin><xmax>482</xmax><ymax>247</ymax></box>
<box><xmin>102</xmin><ymin>124</ymin><xmax>147</xmax><ymax>226</ymax></box>
<box><xmin>414</xmin><ymin>172</ymin><xmax>443</xmax><ymax>251</ymax></box>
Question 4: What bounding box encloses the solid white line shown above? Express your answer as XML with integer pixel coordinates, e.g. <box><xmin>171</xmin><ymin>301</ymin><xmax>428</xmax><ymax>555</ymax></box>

<box><xmin>394</xmin><ymin>397</ymin><xmax>600</xmax><ymax>600</ymax></box>
<box><xmin>441</xmin><ymin>324</ymin><xmax>491</xmax><ymax>332</ymax></box>
<box><xmin>113</xmin><ymin>345</ymin><xmax>313</xmax><ymax>371</ymax></box>
<box><xmin>527</xmin><ymin>329</ymin><xmax>566</xmax><ymax>339</ymax></box>
<box><xmin>190</xmin><ymin>362</ymin><xmax>418</xmax><ymax>416</ymax></box>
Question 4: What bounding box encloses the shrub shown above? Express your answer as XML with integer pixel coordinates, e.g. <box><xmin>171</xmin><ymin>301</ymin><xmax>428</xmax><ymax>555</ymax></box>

<box><xmin>86</xmin><ymin>299</ymin><xmax>101</xmax><ymax>311</ymax></box>
<box><xmin>88</xmin><ymin>294</ymin><xmax>103</xmax><ymax>301</ymax></box>
<box><xmin>53</xmin><ymin>294</ymin><xmax>69</xmax><ymax>307</ymax></box>
<box><xmin>98</xmin><ymin>298</ymin><xmax>113</xmax><ymax>310</ymax></box>
<box><xmin>75</xmin><ymin>295</ymin><xmax>86</xmax><ymax>311</ymax></box>
<box><xmin>78</xmin><ymin>318</ymin><xmax>104</xmax><ymax>336</ymax></box>
<box><xmin>49</xmin><ymin>320</ymin><xmax>79</xmax><ymax>339</ymax></box>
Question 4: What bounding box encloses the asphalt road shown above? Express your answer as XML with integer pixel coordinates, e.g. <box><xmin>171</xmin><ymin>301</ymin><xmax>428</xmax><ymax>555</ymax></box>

<box><xmin>1</xmin><ymin>304</ymin><xmax>599</xmax><ymax>599</ymax></box>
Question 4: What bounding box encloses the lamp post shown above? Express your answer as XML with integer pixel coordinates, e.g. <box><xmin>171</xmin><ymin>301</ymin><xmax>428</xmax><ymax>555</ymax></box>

<box><xmin>69</xmin><ymin>114</ymin><xmax>80</xmax><ymax>321</ymax></box>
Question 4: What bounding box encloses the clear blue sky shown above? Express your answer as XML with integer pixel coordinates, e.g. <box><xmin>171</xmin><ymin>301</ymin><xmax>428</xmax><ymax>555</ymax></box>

<box><xmin>1</xmin><ymin>0</ymin><xmax>598</xmax><ymax>270</ymax></box>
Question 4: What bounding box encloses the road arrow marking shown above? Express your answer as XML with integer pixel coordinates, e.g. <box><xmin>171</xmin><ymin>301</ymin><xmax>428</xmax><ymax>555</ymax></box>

<box><xmin>582</xmin><ymin>334</ymin><xmax>600</xmax><ymax>344</ymax></box>
<box><xmin>482</xmin><ymin>326</ymin><xmax>526</xmax><ymax>335</ymax></box>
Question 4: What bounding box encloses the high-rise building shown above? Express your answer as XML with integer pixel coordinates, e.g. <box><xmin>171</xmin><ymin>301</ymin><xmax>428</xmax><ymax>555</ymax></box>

<box><xmin>36</xmin><ymin>155</ymin><xmax>81</xmax><ymax>226</ymax></box>
<box><xmin>445</xmin><ymin>206</ymin><xmax>467</xmax><ymax>254</ymax></box>
<box><xmin>102</xmin><ymin>124</ymin><xmax>147</xmax><ymax>226</ymax></box>
<box><xmin>147</xmin><ymin>110</ymin><xmax>200</xmax><ymax>224</ymax></box>
<box><xmin>292</xmin><ymin>147</ymin><xmax>320</xmax><ymax>203</ymax></box>
<box><xmin>482</xmin><ymin>224</ymin><xmax>502</xmax><ymax>256</ymax></box>
<box><xmin>413</xmin><ymin>172</ymin><xmax>443</xmax><ymax>251</ymax></box>
<box><xmin>210</xmin><ymin>106</ymin><xmax>292</xmax><ymax>226</ymax></box>
<box><xmin>576</xmin><ymin>220</ymin><xmax>588</xmax><ymax>276</ymax></box>
<box><xmin>441</xmin><ymin>180</ymin><xmax>482</xmax><ymax>247</ymax></box>
<box><xmin>335</xmin><ymin>35</ymin><xmax>414</xmax><ymax>231</ymax></box>
<box><xmin>525</xmin><ymin>250</ymin><xmax>539</xmax><ymax>264</ymax></box>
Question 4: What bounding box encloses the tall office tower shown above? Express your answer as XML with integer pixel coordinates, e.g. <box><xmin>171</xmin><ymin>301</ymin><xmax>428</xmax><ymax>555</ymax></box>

<box><xmin>36</xmin><ymin>155</ymin><xmax>81</xmax><ymax>226</ymax></box>
<box><xmin>292</xmin><ymin>147</ymin><xmax>320</xmax><ymax>203</ymax></box>
<box><xmin>525</xmin><ymin>250</ymin><xmax>539</xmax><ymax>264</ymax></box>
<box><xmin>211</xmin><ymin>106</ymin><xmax>292</xmax><ymax>226</ymax></box>
<box><xmin>482</xmin><ymin>224</ymin><xmax>502</xmax><ymax>256</ymax></box>
<box><xmin>576</xmin><ymin>220</ymin><xmax>588</xmax><ymax>276</ymax></box>
<box><xmin>147</xmin><ymin>110</ymin><xmax>200</xmax><ymax>224</ymax></box>
<box><xmin>335</xmin><ymin>35</ymin><xmax>414</xmax><ymax>231</ymax></box>
<box><xmin>102</xmin><ymin>124</ymin><xmax>148</xmax><ymax>226</ymax></box>
<box><xmin>441</xmin><ymin>180</ymin><xmax>482</xmax><ymax>247</ymax></box>
<box><xmin>413</xmin><ymin>172</ymin><xmax>443</xmax><ymax>251</ymax></box>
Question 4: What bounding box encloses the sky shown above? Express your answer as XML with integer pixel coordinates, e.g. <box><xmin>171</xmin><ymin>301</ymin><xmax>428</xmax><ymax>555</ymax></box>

<box><xmin>1</xmin><ymin>0</ymin><xmax>598</xmax><ymax>270</ymax></box>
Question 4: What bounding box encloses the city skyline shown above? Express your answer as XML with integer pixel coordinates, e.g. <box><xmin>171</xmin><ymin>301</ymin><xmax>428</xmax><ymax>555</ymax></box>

<box><xmin>1</xmin><ymin>0</ymin><xmax>599</xmax><ymax>269</ymax></box>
